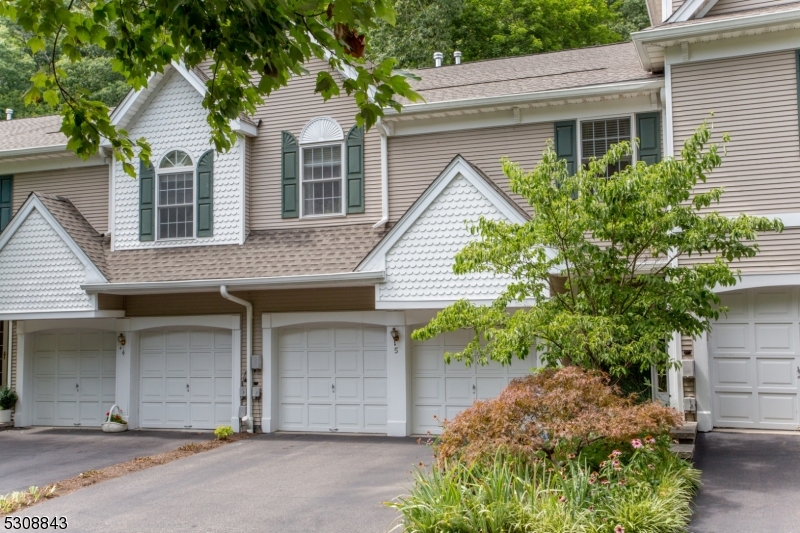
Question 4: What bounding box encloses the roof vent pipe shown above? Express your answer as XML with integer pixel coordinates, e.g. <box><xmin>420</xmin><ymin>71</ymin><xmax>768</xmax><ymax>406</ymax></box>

<box><xmin>454</xmin><ymin>51</ymin><xmax>462</xmax><ymax>65</ymax></box>
<box><xmin>5</xmin><ymin>109</ymin><xmax>12</xmax><ymax>121</ymax></box>
<box><xmin>433</xmin><ymin>52</ymin><xmax>443</xmax><ymax>67</ymax></box>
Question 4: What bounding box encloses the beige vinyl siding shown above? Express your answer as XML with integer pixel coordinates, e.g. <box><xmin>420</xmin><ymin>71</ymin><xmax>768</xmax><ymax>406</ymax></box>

<box><xmin>123</xmin><ymin>286</ymin><xmax>375</xmax><ymax>427</ymax></box>
<box><xmin>249</xmin><ymin>59</ymin><xmax>382</xmax><ymax>229</ymax></box>
<box><xmin>12</xmin><ymin>165</ymin><xmax>109</xmax><ymax>233</ymax></box>
<box><xmin>671</xmin><ymin>51</ymin><xmax>800</xmax><ymax>215</ymax></box>
<box><xmin>387</xmin><ymin>123</ymin><xmax>553</xmax><ymax>221</ymax></box>
<box><xmin>681</xmin><ymin>228</ymin><xmax>800</xmax><ymax>273</ymax></box>
<box><xmin>707</xmin><ymin>0</ymin><xmax>798</xmax><ymax>16</ymax></box>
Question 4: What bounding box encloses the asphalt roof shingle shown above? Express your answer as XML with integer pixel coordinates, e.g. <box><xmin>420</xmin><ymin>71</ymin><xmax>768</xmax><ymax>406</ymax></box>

<box><xmin>406</xmin><ymin>42</ymin><xmax>659</xmax><ymax>104</ymax></box>
<box><xmin>0</xmin><ymin>115</ymin><xmax>66</xmax><ymax>152</ymax></box>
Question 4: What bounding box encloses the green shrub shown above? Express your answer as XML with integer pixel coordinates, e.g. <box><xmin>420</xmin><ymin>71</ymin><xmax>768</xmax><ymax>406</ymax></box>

<box><xmin>389</xmin><ymin>443</ymin><xmax>700</xmax><ymax>533</ymax></box>
<box><xmin>0</xmin><ymin>387</ymin><xmax>18</xmax><ymax>411</ymax></box>
<box><xmin>214</xmin><ymin>425</ymin><xmax>234</xmax><ymax>440</ymax></box>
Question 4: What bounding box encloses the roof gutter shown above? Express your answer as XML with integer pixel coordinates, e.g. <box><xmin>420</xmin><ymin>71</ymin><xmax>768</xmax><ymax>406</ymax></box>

<box><xmin>0</xmin><ymin>144</ymin><xmax>68</xmax><ymax>159</ymax></box>
<box><xmin>632</xmin><ymin>7</ymin><xmax>800</xmax><ymax>45</ymax></box>
<box><xmin>80</xmin><ymin>270</ymin><xmax>386</xmax><ymax>295</ymax></box>
<box><xmin>385</xmin><ymin>79</ymin><xmax>665</xmax><ymax>117</ymax></box>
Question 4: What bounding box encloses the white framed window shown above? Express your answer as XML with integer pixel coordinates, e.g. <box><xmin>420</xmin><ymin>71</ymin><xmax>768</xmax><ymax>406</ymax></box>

<box><xmin>579</xmin><ymin>116</ymin><xmax>634</xmax><ymax>177</ymax></box>
<box><xmin>299</xmin><ymin>117</ymin><xmax>345</xmax><ymax>218</ymax></box>
<box><xmin>157</xmin><ymin>149</ymin><xmax>195</xmax><ymax>239</ymax></box>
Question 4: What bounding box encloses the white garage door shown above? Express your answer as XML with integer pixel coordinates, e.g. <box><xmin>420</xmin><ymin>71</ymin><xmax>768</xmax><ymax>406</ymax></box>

<box><xmin>711</xmin><ymin>289</ymin><xmax>800</xmax><ymax>430</ymax></box>
<box><xmin>278</xmin><ymin>325</ymin><xmax>387</xmax><ymax>433</ymax></box>
<box><xmin>412</xmin><ymin>330</ymin><xmax>534</xmax><ymax>435</ymax></box>
<box><xmin>139</xmin><ymin>329</ymin><xmax>233</xmax><ymax>429</ymax></box>
<box><xmin>33</xmin><ymin>331</ymin><xmax>116</xmax><ymax>427</ymax></box>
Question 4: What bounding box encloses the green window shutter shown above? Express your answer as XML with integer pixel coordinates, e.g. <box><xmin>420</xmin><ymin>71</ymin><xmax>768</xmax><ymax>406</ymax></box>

<box><xmin>554</xmin><ymin>121</ymin><xmax>577</xmax><ymax>175</ymax></box>
<box><xmin>636</xmin><ymin>112</ymin><xmax>661</xmax><ymax>165</ymax></box>
<box><xmin>196</xmin><ymin>150</ymin><xmax>214</xmax><ymax>237</ymax></box>
<box><xmin>346</xmin><ymin>125</ymin><xmax>365</xmax><ymax>214</ymax></box>
<box><xmin>139</xmin><ymin>160</ymin><xmax>155</xmax><ymax>241</ymax></box>
<box><xmin>281</xmin><ymin>131</ymin><xmax>299</xmax><ymax>218</ymax></box>
<box><xmin>0</xmin><ymin>175</ymin><xmax>12</xmax><ymax>232</ymax></box>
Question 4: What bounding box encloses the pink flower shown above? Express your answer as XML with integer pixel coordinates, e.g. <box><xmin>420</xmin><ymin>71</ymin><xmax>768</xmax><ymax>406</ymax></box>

<box><xmin>600</xmin><ymin>461</ymin><xmax>607</xmax><ymax>468</ymax></box>
<box><xmin>559</xmin><ymin>496</ymin><xmax>567</xmax><ymax>503</ymax></box>
<box><xmin>615</xmin><ymin>525</ymin><xmax>625</xmax><ymax>533</ymax></box>
<box><xmin>612</xmin><ymin>460</ymin><xmax>621</xmax><ymax>470</ymax></box>
<box><xmin>601</xmin><ymin>479</ymin><xmax>610</xmax><ymax>485</ymax></box>
<box><xmin>648</xmin><ymin>463</ymin><xmax>655</xmax><ymax>470</ymax></box>
<box><xmin>610</xmin><ymin>450</ymin><xmax>622</xmax><ymax>458</ymax></box>
<box><xmin>631</xmin><ymin>438</ymin><xmax>643</xmax><ymax>449</ymax></box>
<box><xmin>644</xmin><ymin>436</ymin><xmax>656</xmax><ymax>445</ymax></box>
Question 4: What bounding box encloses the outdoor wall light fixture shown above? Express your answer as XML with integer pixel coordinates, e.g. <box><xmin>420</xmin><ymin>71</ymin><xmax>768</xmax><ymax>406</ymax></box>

<box><xmin>390</xmin><ymin>328</ymin><xmax>400</xmax><ymax>343</ymax></box>
<box><xmin>118</xmin><ymin>333</ymin><xmax>126</xmax><ymax>356</ymax></box>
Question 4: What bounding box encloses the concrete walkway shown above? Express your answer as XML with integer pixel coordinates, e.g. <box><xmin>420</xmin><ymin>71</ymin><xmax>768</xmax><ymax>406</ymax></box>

<box><xmin>690</xmin><ymin>431</ymin><xmax>800</xmax><ymax>533</ymax></box>
<box><xmin>11</xmin><ymin>433</ymin><xmax>433</xmax><ymax>533</ymax></box>
<box><xmin>0</xmin><ymin>427</ymin><xmax>212</xmax><ymax>493</ymax></box>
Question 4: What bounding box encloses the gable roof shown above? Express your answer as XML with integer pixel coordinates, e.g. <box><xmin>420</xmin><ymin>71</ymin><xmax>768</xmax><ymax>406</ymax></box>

<box><xmin>632</xmin><ymin>1</ymin><xmax>800</xmax><ymax>70</ymax></box>
<box><xmin>358</xmin><ymin>155</ymin><xmax>529</xmax><ymax>272</ymax></box>
<box><xmin>402</xmin><ymin>42</ymin><xmax>661</xmax><ymax>106</ymax></box>
<box><xmin>109</xmin><ymin>62</ymin><xmax>258</xmax><ymax>139</ymax></box>
<box><xmin>0</xmin><ymin>192</ymin><xmax>108</xmax><ymax>284</ymax></box>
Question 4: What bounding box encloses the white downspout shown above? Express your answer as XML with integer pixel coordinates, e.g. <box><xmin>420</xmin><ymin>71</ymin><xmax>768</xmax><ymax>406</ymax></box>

<box><xmin>373</xmin><ymin>122</ymin><xmax>389</xmax><ymax>228</ymax></box>
<box><xmin>220</xmin><ymin>286</ymin><xmax>253</xmax><ymax>432</ymax></box>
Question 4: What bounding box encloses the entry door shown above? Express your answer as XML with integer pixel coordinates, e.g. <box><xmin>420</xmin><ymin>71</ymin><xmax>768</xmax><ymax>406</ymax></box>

<box><xmin>32</xmin><ymin>331</ymin><xmax>116</xmax><ymax>427</ymax></box>
<box><xmin>711</xmin><ymin>289</ymin><xmax>800</xmax><ymax>430</ymax></box>
<box><xmin>412</xmin><ymin>330</ymin><xmax>534</xmax><ymax>435</ymax></box>
<box><xmin>139</xmin><ymin>329</ymin><xmax>233</xmax><ymax>429</ymax></box>
<box><xmin>278</xmin><ymin>325</ymin><xmax>388</xmax><ymax>433</ymax></box>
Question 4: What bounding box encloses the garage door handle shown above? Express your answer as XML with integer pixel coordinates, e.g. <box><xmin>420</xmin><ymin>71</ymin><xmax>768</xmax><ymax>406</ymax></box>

<box><xmin>76</xmin><ymin>383</ymin><xmax>79</xmax><ymax>391</ymax></box>
<box><xmin>472</xmin><ymin>384</ymin><xmax>476</xmax><ymax>394</ymax></box>
<box><xmin>797</xmin><ymin>366</ymin><xmax>800</xmax><ymax>378</ymax></box>
<box><xmin>331</xmin><ymin>383</ymin><xmax>335</xmax><ymax>392</ymax></box>
<box><xmin>186</xmin><ymin>383</ymin><xmax>190</xmax><ymax>392</ymax></box>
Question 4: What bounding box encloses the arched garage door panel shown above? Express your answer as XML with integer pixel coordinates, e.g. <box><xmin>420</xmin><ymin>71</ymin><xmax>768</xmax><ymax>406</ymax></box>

<box><xmin>412</xmin><ymin>329</ymin><xmax>535</xmax><ymax>435</ymax></box>
<box><xmin>711</xmin><ymin>289</ymin><xmax>800</xmax><ymax>430</ymax></box>
<box><xmin>33</xmin><ymin>331</ymin><xmax>116</xmax><ymax>427</ymax></box>
<box><xmin>278</xmin><ymin>325</ymin><xmax>388</xmax><ymax>433</ymax></box>
<box><xmin>139</xmin><ymin>329</ymin><xmax>232</xmax><ymax>429</ymax></box>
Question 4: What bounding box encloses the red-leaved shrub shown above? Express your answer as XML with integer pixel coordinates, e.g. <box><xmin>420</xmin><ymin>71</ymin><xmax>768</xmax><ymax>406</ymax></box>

<box><xmin>435</xmin><ymin>366</ymin><xmax>682</xmax><ymax>466</ymax></box>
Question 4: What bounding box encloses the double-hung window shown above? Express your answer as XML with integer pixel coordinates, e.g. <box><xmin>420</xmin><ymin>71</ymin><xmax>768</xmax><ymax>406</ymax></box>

<box><xmin>580</xmin><ymin>117</ymin><xmax>632</xmax><ymax>177</ymax></box>
<box><xmin>157</xmin><ymin>150</ymin><xmax>194</xmax><ymax>239</ymax></box>
<box><xmin>302</xmin><ymin>144</ymin><xmax>343</xmax><ymax>216</ymax></box>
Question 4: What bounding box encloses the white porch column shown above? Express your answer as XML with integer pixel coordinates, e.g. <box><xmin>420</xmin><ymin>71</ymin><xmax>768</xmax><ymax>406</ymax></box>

<box><xmin>693</xmin><ymin>331</ymin><xmax>712</xmax><ymax>432</ymax></box>
<box><xmin>667</xmin><ymin>332</ymin><xmax>683</xmax><ymax>412</ymax></box>
<box><xmin>114</xmin><ymin>319</ymin><xmax>136</xmax><ymax>428</ymax></box>
<box><xmin>261</xmin><ymin>314</ymin><xmax>277</xmax><ymax>433</ymax></box>
<box><xmin>14</xmin><ymin>322</ymin><xmax>31</xmax><ymax>427</ymax></box>
<box><xmin>386</xmin><ymin>318</ymin><xmax>409</xmax><ymax>437</ymax></box>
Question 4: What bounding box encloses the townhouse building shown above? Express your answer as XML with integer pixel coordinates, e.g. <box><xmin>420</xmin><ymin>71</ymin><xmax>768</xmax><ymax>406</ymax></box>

<box><xmin>0</xmin><ymin>0</ymin><xmax>798</xmax><ymax>435</ymax></box>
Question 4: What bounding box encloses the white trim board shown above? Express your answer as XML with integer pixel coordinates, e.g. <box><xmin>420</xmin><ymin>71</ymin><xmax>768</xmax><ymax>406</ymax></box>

<box><xmin>81</xmin><ymin>270</ymin><xmax>386</xmax><ymax>295</ymax></box>
<box><xmin>0</xmin><ymin>153</ymin><xmax>106</xmax><ymax>175</ymax></box>
<box><xmin>714</xmin><ymin>273</ymin><xmax>800</xmax><ymax>293</ymax></box>
<box><xmin>0</xmin><ymin>310</ymin><xmax>125</xmax><ymax>321</ymax></box>
<box><xmin>386</xmin><ymin>93</ymin><xmax>662</xmax><ymax>138</ymax></box>
<box><xmin>263</xmin><ymin>311</ymin><xmax>405</xmax><ymax>329</ymax></box>
<box><xmin>668</xmin><ymin>0</ymin><xmax>717</xmax><ymax>23</ymax></box>
<box><xmin>0</xmin><ymin>194</ymin><xmax>108</xmax><ymax>284</ymax></box>
<box><xmin>664</xmin><ymin>27</ymin><xmax>800</xmax><ymax>67</ymax></box>
<box><xmin>358</xmin><ymin>156</ymin><xmax>530</xmax><ymax>272</ymax></box>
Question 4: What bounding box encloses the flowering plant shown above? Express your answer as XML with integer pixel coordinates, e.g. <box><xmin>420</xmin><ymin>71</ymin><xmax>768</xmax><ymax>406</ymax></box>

<box><xmin>105</xmin><ymin>410</ymin><xmax>125</xmax><ymax>424</ymax></box>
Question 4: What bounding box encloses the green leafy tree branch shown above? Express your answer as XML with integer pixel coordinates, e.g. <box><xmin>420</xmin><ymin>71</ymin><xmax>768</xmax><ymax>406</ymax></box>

<box><xmin>412</xmin><ymin>121</ymin><xmax>783</xmax><ymax>378</ymax></box>
<box><xmin>0</xmin><ymin>0</ymin><xmax>422</xmax><ymax>175</ymax></box>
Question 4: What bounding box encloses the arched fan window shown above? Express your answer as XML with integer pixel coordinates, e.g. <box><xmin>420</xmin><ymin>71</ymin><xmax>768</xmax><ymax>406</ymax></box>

<box><xmin>298</xmin><ymin>117</ymin><xmax>344</xmax><ymax>216</ymax></box>
<box><xmin>157</xmin><ymin>150</ymin><xmax>194</xmax><ymax>238</ymax></box>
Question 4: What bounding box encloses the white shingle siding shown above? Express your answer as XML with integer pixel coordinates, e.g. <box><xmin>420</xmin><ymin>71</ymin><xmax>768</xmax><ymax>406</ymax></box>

<box><xmin>0</xmin><ymin>209</ymin><xmax>93</xmax><ymax>311</ymax></box>
<box><xmin>378</xmin><ymin>175</ymin><xmax>512</xmax><ymax>302</ymax></box>
<box><xmin>113</xmin><ymin>69</ymin><xmax>243</xmax><ymax>249</ymax></box>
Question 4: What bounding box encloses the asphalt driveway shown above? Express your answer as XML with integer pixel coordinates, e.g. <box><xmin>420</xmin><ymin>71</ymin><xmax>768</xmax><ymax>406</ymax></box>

<box><xmin>691</xmin><ymin>431</ymin><xmax>800</xmax><ymax>533</ymax></box>
<box><xmin>0</xmin><ymin>427</ymin><xmax>213</xmax><ymax>493</ymax></box>
<box><xmin>11</xmin><ymin>433</ymin><xmax>433</xmax><ymax>533</ymax></box>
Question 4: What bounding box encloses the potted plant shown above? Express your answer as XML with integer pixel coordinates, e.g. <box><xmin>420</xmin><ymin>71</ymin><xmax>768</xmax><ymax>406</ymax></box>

<box><xmin>0</xmin><ymin>386</ymin><xmax>18</xmax><ymax>423</ymax></box>
<box><xmin>101</xmin><ymin>404</ymin><xmax>128</xmax><ymax>433</ymax></box>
